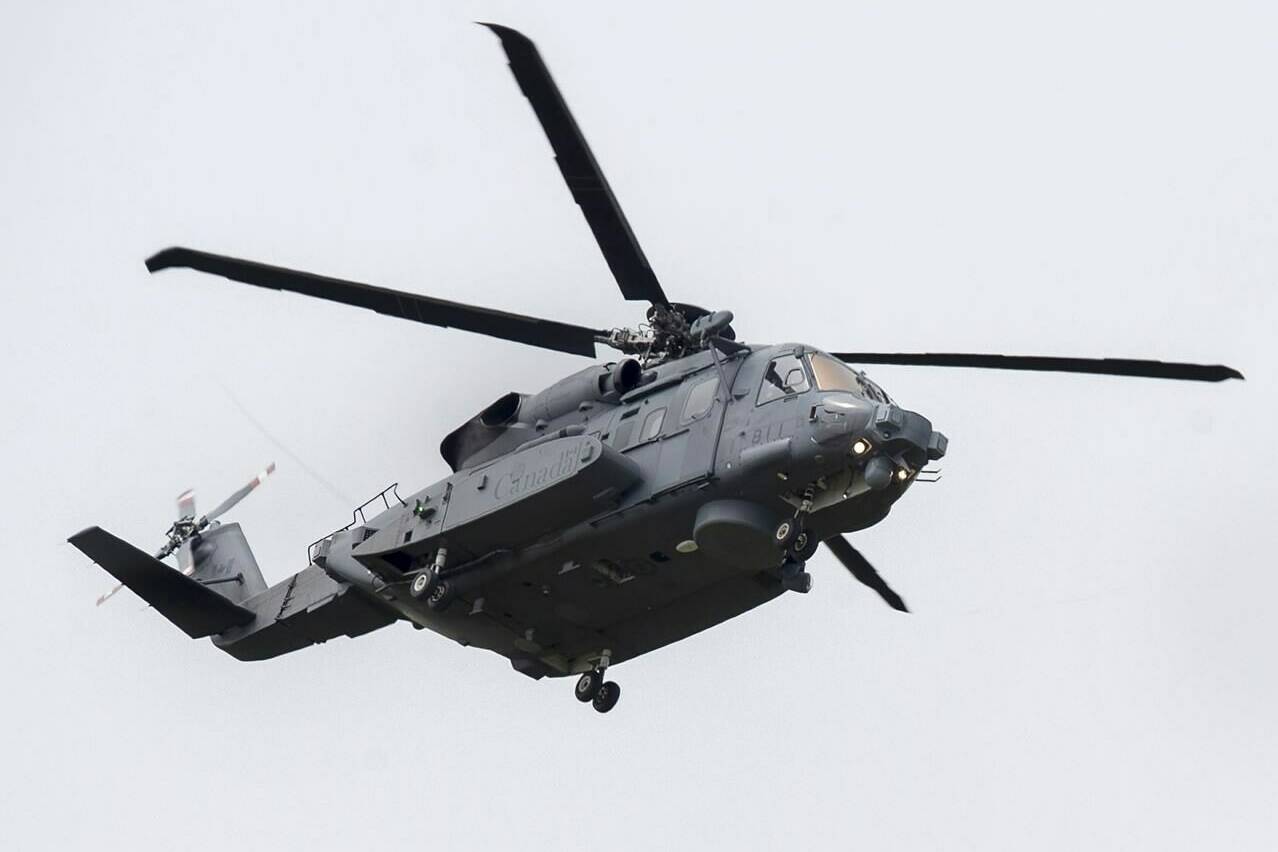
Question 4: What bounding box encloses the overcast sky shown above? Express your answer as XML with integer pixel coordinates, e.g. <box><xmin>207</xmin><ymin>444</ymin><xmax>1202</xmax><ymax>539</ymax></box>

<box><xmin>3</xmin><ymin>2</ymin><xmax>1275</xmax><ymax>849</ymax></box>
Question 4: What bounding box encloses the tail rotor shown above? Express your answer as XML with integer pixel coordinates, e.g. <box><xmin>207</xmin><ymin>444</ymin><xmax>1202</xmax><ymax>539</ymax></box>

<box><xmin>95</xmin><ymin>464</ymin><xmax>275</xmax><ymax>606</ymax></box>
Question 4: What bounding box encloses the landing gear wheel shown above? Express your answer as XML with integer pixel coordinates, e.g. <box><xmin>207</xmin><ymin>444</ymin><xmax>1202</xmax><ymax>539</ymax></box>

<box><xmin>426</xmin><ymin>579</ymin><xmax>455</xmax><ymax>611</ymax></box>
<box><xmin>409</xmin><ymin>571</ymin><xmax>437</xmax><ymax>599</ymax></box>
<box><xmin>774</xmin><ymin>518</ymin><xmax>798</xmax><ymax>548</ymax></box>
<box><xmin>592</xmin><ymin>681</ymin><xmax>621</xmax><ymax>713</ymax></box>
<box><xmin>788</xmin><ymin>530</ymin><xmax>819</xmax><ymax>562</ymax></box>
<box><xmin>575</xmin><ymin>671</ymin><xmax>603</xmax><ymax>703</ymax></box>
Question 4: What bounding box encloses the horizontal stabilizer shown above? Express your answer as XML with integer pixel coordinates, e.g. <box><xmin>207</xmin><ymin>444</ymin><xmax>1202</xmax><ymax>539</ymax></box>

<box><xmin>70</xmin><ymin>526</ymin><xmax>255</xmax><ymax>638</ymax></box>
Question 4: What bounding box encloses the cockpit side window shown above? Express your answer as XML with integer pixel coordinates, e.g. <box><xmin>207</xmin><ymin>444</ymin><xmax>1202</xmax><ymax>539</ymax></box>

<box><xmin>757</xmin><ymin>354</ymin><xmax>811</xmax><ymax>405</ymax></box>
<box><xmin>864</xmin><ymin>380</ymin><xmax>889</xmax><ymax>404</ymax></box>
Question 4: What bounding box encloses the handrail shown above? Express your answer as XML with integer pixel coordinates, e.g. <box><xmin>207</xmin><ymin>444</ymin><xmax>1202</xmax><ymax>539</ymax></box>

<box><xmin>307</xmin><ymin>482</ymin><xmax>405</xmax><ymax>565</ymax></box>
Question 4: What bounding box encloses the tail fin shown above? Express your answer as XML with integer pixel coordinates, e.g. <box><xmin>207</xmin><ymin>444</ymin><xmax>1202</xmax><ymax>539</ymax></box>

<box><xmin>70</xmin><ymin>527</ymin><xmax>254</xmax><ymax>638</ymax></box>
<box><xmin>188</xmin><ymin>522</ymin><xmax>268</xmax><ymax>605</ymax></box>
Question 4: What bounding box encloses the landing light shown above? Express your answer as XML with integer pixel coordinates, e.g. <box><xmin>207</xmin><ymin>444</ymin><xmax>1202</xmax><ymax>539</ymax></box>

<box><xmin>851</xmin><ymin>439</ymin><xmax>871</xmax><ymax>456</ymax></box>
<box><xmin>896</xmin><ymin>467</ymin><xmax>910</xmax><ymax>482</ymax></box>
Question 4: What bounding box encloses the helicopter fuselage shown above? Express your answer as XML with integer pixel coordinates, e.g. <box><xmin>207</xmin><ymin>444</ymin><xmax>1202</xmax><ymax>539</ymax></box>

<box><xmin>218</xmin><ymin>344</ymin><xmax>946</xmax><ymax>678</ymax></box>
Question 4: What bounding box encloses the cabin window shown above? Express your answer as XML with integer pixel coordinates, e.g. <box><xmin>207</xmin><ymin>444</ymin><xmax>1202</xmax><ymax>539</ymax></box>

<box><xmin>614</xmin><ymin>421</ymin><xmax>635</xmax><ymax>447</ymax></box>
<box><xmin>682</xmin><ymin>376</ymin><xmax>719</xmax><ymax>422</ymax></box>
<box><xmin>639</xmin><ymin>408</ymin><xmax>666</xmax><ymax>442</ymax></box>
<box><xmin>757</xmin><ymin>354</ymin><xmax>810</xmax><ymax>405</ymax></box>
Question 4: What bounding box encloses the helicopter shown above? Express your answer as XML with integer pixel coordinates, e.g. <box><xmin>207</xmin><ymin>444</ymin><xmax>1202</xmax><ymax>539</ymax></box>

<box><xmin>69</xmin><ymin>24</ymin><xmax>1242</xmax><ymax>714</ymax></box>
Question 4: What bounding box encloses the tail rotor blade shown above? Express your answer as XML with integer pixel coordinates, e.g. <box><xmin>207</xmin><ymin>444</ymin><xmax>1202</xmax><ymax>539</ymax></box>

<box><xmin>96</xmin><ymin>582</ymin><xmax>125</xmax><ymax>606</ymax></box>
<box><xmin>175</xmin><ymin>489</ymin><xmax>196</xmax><ymax>576</ymax></box>
<box><xmin>97</xmin><ymin>486</ymin><xmax>202</xmax><ymax>606</ymax></box>
<box><xmin>203</xmin><ymin>463</ymin><xmax>276</xmax><ymax>522</ymax></box>
<box><xmin>176</xmin><ymin>488</ymin><xmax>196</xmax><ymax>519</ymax></box>
<box><xmin>176</xmin><ymin>540</ymin><xmax>194</xmax><ymax>577</ymax></box>
<box><xmin>823</xmin><ymin>535</ymin><xmax>910</xmax><ymax>613</ymax></box>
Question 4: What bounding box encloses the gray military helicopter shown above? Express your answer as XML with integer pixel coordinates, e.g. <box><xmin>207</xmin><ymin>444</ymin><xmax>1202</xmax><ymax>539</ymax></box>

<box><xmin>69</xmin><ymin>24</ymin><xmax>1242</xmax><ymax>713</ymax></box>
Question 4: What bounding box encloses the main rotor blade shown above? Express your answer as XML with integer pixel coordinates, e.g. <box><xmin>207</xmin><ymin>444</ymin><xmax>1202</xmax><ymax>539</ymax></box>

<box><xmin>824</xmin><ymin>535</ymin><xmax>909</xmax><ymax>613</ymax></box>
<box><xmin>833</xmin><ymin>352</ymin><xmax>1243</xmax><ymax>382</ymax></box>
<box><xmin>481</xmin><ymin>23</ymin><xmax>670</xmax><ymax>308</ymax></box>
<box><xmin>147</xmin><ymin>248</ymin><xmax>607</xmax><ymax>358</ymax></box>
<box><xmin>204</xmin><ymin>463</ymin><xmax>275</xmax><ymax>523</ymax></box>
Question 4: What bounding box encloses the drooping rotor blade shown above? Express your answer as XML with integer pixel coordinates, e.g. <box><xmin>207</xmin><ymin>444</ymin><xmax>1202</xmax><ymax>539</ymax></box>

<box><xmin>146</xmin><ymin>248</ymin><xmax>607</xmax><ymax>358</ymax></box>
<box><xmin>833</xmin><ymin>352</ymin><xmax>1243</xmax><ymax>382</ymax></box>
<box><xmin>823</xmin><ymin>535</ymin><xmax>909</xmax><ymax>613</ymax></box>
<box><xmin>481</xmin><ymin>23</ymin><xmax>670</xmax><ymax>308</ymax></box>
<box><xmin>204</xmin><ymin>463</ymin><xmax>275</xmax><ymax>523</ymax></box>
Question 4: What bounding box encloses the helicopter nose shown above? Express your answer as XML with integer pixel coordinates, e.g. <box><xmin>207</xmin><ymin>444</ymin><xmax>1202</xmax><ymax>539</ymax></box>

<box><xmin>810</xmin><ymin>394</ymin><xmax>945</xmax><ymax>480</ymax></box>
<box><xmin>855</xmin><ymin>404</ymin><xmax>947</xmax><ymax>481</ymax></box>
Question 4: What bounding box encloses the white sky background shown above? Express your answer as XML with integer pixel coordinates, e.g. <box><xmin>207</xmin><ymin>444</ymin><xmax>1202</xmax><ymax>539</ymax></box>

<box><xmin>2</xmin><ymin>1</ymin><xmax>1275</xmax><ymax>848</ymax></box>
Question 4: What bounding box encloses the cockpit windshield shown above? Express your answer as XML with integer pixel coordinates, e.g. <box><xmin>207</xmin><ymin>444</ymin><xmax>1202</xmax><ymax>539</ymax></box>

<box><xmin>809</xmin><ymin>353</ymin><xmax>892</xmax><ymax>404</ymax></box>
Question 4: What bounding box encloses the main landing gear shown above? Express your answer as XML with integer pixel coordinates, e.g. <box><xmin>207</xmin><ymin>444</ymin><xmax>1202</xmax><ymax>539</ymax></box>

<box><xmin>574</xmin><ymin>653</ymin><xmax>621</xmax><ymax>713</ymax></box>
<box><xmin>411</xmin><ymin>571</ymin><xmax>455</xmax><ymax>610</ymax></box>
<box><xmin>409</xmin><ymin>555</ymin><xmax>456</xmax><ymax>611</ymax></box>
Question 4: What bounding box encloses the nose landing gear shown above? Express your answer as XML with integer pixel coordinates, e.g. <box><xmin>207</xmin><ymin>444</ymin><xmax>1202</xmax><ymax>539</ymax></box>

<box><xmin>574</xmin><ymin>652</ymin><xmax>621</xmax><ymax>713</ymax></box>
<box><xmin>775</xmin><ymin>518</ymin><xmax>817</xmax><ymax>593</ymax></box>
<box><xmin>787</xmin><ymin>529</ymin><xmax>820</xmax><ymax>562</ymax></box>
<box><xmin>575</xmin><ymin>669</ymin><xmax>602</xmax><ymax>702</ymax></box>
<box><xmin>591</xmin><ymin>681</ymin><xmax>622</xmax><ymax>713</ymax></box>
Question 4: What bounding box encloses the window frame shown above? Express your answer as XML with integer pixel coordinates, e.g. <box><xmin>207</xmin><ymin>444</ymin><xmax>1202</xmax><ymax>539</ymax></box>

<box><xmin>681</xmin><ymin>375</ymin><xmax>720</xmax><ymax>424</ymax></box>
<box><xmin>756</xmin><ymin>352</ymin><xmax>812</xmax><ymax>406</ymax></box>
<box><xmin>638</xmin><ymin>407</ymin><xmax>666</xmax><ymax>443</ymax></box>
<box><xmin>809</xmin><ymin>352</ymin><xmax>864</xmax><ymax>395</ymax></box>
